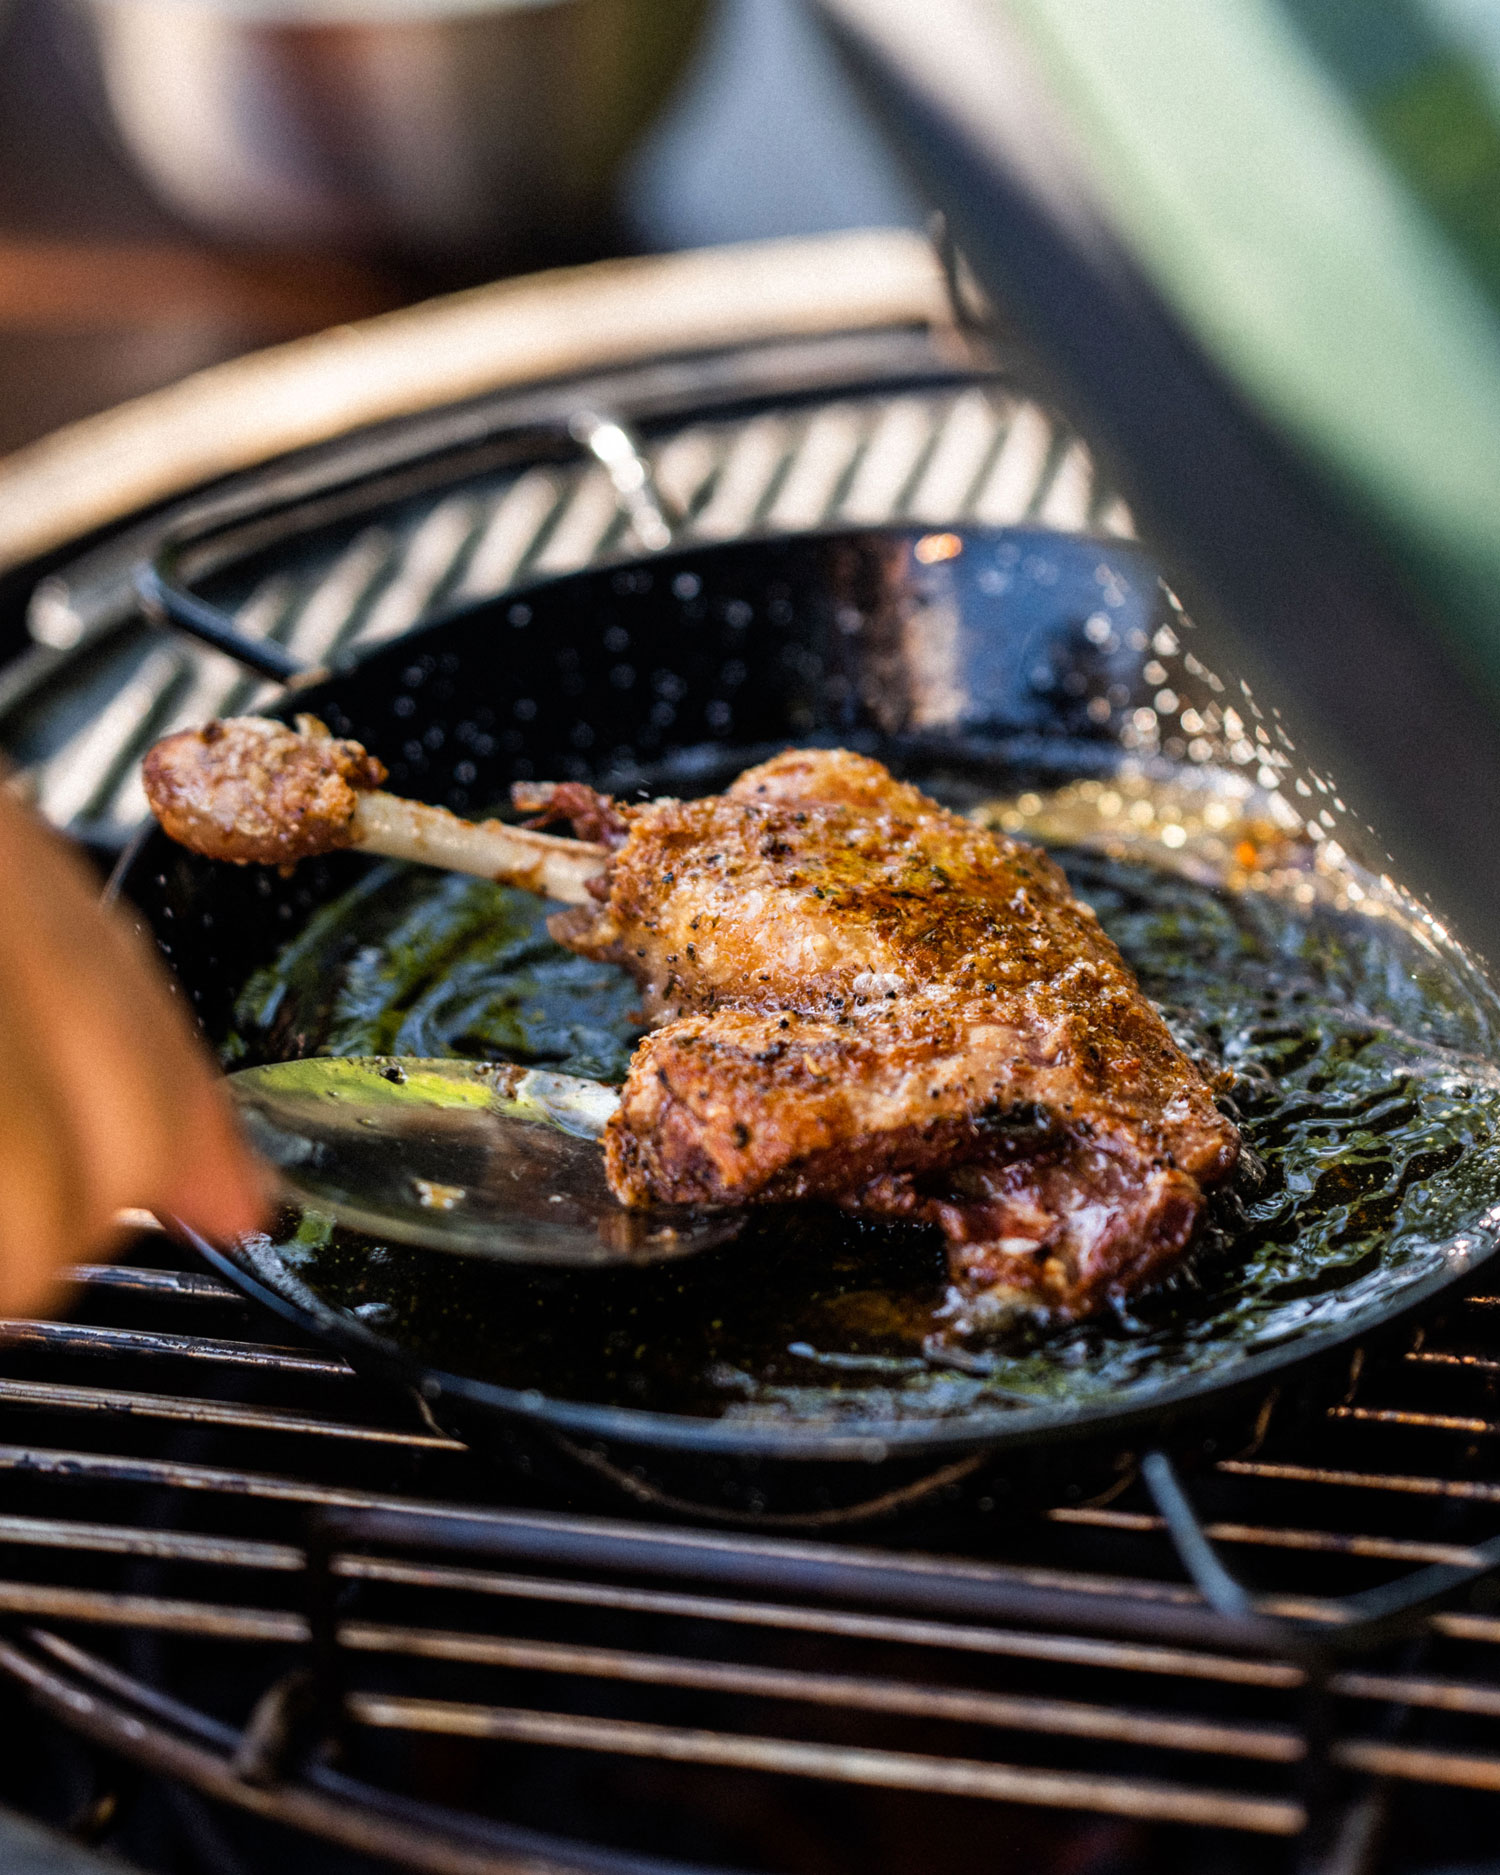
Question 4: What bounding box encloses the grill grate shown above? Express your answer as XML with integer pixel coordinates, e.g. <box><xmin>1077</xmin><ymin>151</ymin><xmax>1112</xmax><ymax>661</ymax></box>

<box><xmin>6</xmin><ymin>381</ymin><xmax>1130</xmax><ymax>844</ymax></box>
<box><xmin>3</xmin><ymin>319</ymin><xmax>1498</xmax><ymax>1873</ymax></box>
<box><xmin>3</xmin><ymin>1222</ymin><xmax>1500</xmax><ymax>1871</ymax></box>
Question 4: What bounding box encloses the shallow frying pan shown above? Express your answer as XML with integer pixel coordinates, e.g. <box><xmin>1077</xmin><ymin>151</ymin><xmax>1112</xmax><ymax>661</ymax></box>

<box><xmin>116</xmin><ymin>523</ymin><xmax>1500</xmax><ymax>1524</ymax></box>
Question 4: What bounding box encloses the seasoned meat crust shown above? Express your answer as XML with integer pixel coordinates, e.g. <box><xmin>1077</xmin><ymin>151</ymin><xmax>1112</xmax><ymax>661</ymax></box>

<box><xmin>143</xmin><ymin>717</ymin><xmax>386</xmax><ymax>867</ymax></box>
<box><xmin>540</xmin><ymin>748</ymin><xmax>1239</xmax><ymax>1323</ymax></box>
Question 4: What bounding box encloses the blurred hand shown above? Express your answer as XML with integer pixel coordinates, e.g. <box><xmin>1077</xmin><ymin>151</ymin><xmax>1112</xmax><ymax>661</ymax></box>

<box><xmin>0</xmin><ymin>786</ymin><xmax>268</xmax><ymax>1315</ymax></box>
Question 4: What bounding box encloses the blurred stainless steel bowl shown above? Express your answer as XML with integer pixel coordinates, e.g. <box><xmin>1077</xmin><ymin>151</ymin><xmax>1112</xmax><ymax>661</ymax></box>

<box><xmin>83</xmin><ymin>0</ymin><xmax>706</xmax><ymax>262</ymax></box>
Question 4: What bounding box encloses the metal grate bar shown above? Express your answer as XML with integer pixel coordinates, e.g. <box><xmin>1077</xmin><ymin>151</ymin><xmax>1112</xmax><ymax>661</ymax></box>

<box><xmin>345</xmin><ymin>1614</ymin><xmax>1500</xmax><ymax>1735</ymax></box>
<box><xmin>339</xmin><ymin>1621</ymin><xmax>1303</xmax><ymax>1763</ymax></box>
<box><xmin>649</xmin><ymin>428</ymin><xmax>722</xmax><ymax>523</ymax></box>
<box><xmin>281</xmin><ymin>528</ymin><xmax>394</xmax><ymax>667</ymax></box>
<box><xmin>98</xmin><ymin>577</ymin><xmax>297</xmax><ymax>825</ymax></box>
<box><xmin>1219</xmin><ymin>1460</ymin><xmax>1500</xmax><ymax>1505</ymax></box>
<box><xmin>0</xmin><ymin>1452</ymin><xmax>1204</xmax><ymax>1606</ymax></box>
<box><xmin>1434</xmin><ymin>1613</ymin><xmax>1500</xmax><ymax>1644</ymax></box>
<box><xmin>0</xmin><ymin>1543</ymin><xmax>1293</xmax><ymax>1700</ymax></box>
<box><xmin>1053</xmin><ymin>1506</ymin><xmax>1490</xmax><ymax>1569</ymax></box>
<box><xmin>907</xmin><ymin>389</ymin><xmax>1008</xmax><ymax>523</ymax></box>
<box><xmin>0</xmin><ymin>1579</ymin><xmax>304</xmax><ymax>1641</ymax></box>
<box><xmin>970</xmin><ymin>404</ymin><xmax>1055</xmax><ymax>525</ymax></box>
<box><xmin>0</xmin><ymin>1445</ymin><xmax>448</xmax><ymax>1513</ymax></box>
<box><xmin>332</xmin><ymin>1554</ymin><xmax>1304</xmax><ymax>1689</ymax></box>
<box><xmin>1328</xmin><ymin>1405</ymin><xmax>1500</xmax><ymax>1437</ymax></box>
<box><xmin>0</xmin><ymin>1632</ymin><xmax>672</xmax><ymax>1875</ymax></box>
<box><xmin>347</xmin><ymin>1693</ymin><xmax>1306</xmax><ymax>1836</ymax></box>
<box><xmin>689</xmin><ymin>415</ymin><xmax>790</xmax><ymax>540</ymax></box>
<box><xmin>1338</xmin><ymin>1739</ymin><xmax>1500</xmax><ymax>1793</ymax></box>
<box><xmin>355</xmin><ymin>498</ymin><xmax>478</xmax><ymax>649</ymax></box>
<box><xmin>0</xmin><ymin>1378</ymin><xmax>461</xmax><ymax>1448</ymax></box>
<box><xmin>1409</xmin><ymin>1349</ymin><xmax>1500</xmax><ymax>1374</ymax></box>
<box><xmin>0</xmin><ymin>1319</ymin><xmax>351</xmax><ymax>1373</ymax></box>
<box><xmin>1337</xmin><ymin>1669</ymin><xmax>1500</xmax><ymax>1720</ymax></box>
<box><xmin>451</xmin><ymin>467</ymin><xmax>566</xmax><ymax>601</ymax></box>
<box><xmin>529</xmin><ymin>469</ymin><xmax>630</xmax><ymax>576</ymax></box>
<box><xmin>32</xmin><ymin>646</ymin><xmax>184</xmax><ymax>824</ymax></box>
<box><xmin>9</xmin><ymin>1564</ymin><xmax>1500</xmax><ymax>1734</ymax></box>
<box><xmin>761</xmin><ymin>406</ymin><xmax>866</xmax><ymax>532</ymax></box>
<box><xmin>1035</xmin><ymin>439</ymin><xmax>1095</xmax><ymax>530</ymax></box>
<box><xmin>836</xmin><ymin>398</ymin><xmax>935</xmax><ymax>524</ymax></box>
<box><xmin>0</xmin><ymin>1512</ymin><xmax>300</xmax><ymax>1571</ymax></box>
<box><xmin>0</xmin><ymin>1444</ymin><xmax>1420</xmax><ymax>1658</ymax></box>
<box><xmin>311</xmin><ymin>1506</ymin><xmax>1216</xmax><ymax>1616</ymax></box>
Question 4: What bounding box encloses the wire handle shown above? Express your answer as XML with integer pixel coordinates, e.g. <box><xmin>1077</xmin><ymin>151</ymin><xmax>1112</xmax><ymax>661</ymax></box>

<box><xmin>135</xmin><ymin>556</ymin><xmax>312</xmax><ymax>685</ymax></box>
<box><xmin>133</xmin><ymin>409</ymin><xmax>676</xmax><ymax>690</ymax></box>
<box><xmin>1141</xmin><ymin>1445</ymin><xmax>1500</xmax><ymax>1656</ymax></box>
<box><xmin>1140</xmin><ymin>1449</ymin><xmax>1257</xmax><ymax>1621</ymax></box>
<box><xmin>569</xmin><ymin>408</ymin><xmax>679</xmax><ymax>553</ymax></box>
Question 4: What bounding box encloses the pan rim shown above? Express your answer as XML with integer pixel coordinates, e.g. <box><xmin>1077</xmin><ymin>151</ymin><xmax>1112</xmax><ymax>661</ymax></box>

<box><xmin>186</xmin><ymin>1222</ymin><xmax>1496</xmax><ymax>1462</ymax></box>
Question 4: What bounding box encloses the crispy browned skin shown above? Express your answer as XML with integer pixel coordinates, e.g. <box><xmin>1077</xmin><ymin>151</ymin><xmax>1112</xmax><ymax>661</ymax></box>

<box><xmin>143</xmin><ymin>717</ymin><xmax>386</xmax><ymax>867</ymax></box>
<box><xmin>538</xmin><ymin>749</ymin><xmax>1239</xmax><ymax>1323</ymax></box>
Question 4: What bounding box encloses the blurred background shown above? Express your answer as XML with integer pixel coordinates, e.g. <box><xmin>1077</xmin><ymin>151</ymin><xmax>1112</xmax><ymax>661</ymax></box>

<box><xmin>11</xmin><ymin>0</ymin><xmax>1500</xmax><ymax>941</ymax></box>
<box><xmin>0</xmin><ymin>0</ymin><xmax>924</xmax><ymax>456</ymax></box>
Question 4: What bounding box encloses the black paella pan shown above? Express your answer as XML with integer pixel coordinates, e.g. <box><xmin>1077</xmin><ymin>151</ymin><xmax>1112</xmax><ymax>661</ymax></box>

<box><xmin>114</xmin><ymin>522</ymin><xmax>1500</xmax><ymax>1525</ymax></box>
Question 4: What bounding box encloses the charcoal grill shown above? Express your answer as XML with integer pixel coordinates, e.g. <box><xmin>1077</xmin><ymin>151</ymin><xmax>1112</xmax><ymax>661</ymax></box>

<box><xmin>3</xmin><ymin>232</ymin><xmax>1500</xmax><ymax>1875</ymax></box>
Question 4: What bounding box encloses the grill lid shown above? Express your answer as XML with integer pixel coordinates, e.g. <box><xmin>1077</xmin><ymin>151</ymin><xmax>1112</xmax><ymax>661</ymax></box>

<box><xmin>815</xmin><ymin>0</ymin><xmax>1500</xmax><ymax>972</ymax></box>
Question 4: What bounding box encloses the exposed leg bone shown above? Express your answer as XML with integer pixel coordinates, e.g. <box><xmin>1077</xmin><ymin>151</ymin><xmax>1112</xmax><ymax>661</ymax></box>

<box><xmin>142</xmin><ymin>716</ymin><xmax>607</xmax><ymax>903</ymax></box>
<box><xmin>349</xmin><ymin>792</ymin><xmax>605</xmax><ymax>903</ymax></box>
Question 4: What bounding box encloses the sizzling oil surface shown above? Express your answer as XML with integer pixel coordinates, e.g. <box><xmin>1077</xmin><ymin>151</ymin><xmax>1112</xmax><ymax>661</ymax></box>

<box><xmin>228</xmin><ymin>768</ymin><xmax>1500</xmax><ymax>1426</ymax></box>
